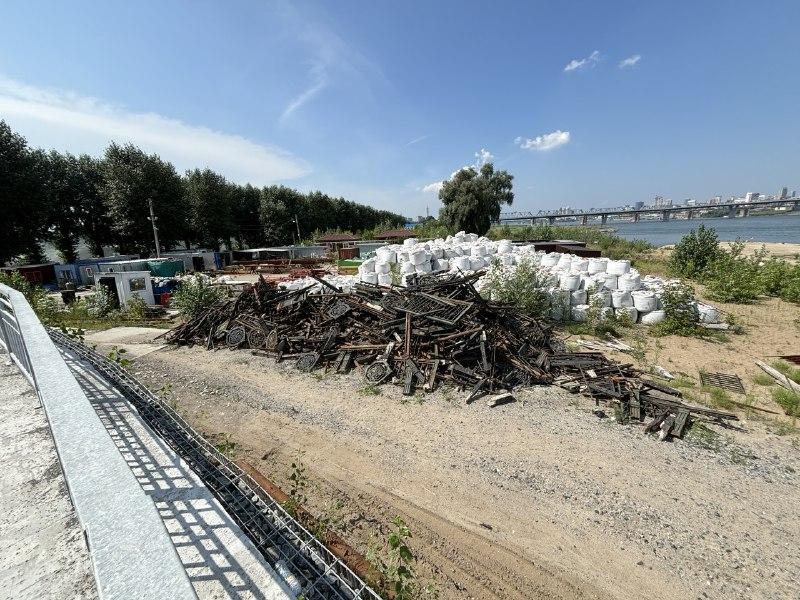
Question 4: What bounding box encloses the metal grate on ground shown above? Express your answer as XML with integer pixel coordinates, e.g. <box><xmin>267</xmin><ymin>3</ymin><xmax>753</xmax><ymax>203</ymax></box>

<box><xmin>699</xmin><ymin>371</ymin><xmax>746</xmax><ymax>395</ymax></box>
<box><xmin>50</xmin><ymin>330</ymin><xmax>382</xmax><ymax>600</ymax></box>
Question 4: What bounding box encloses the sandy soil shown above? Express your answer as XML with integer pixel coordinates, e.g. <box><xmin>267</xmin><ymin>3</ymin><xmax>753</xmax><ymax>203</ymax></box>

<box><xmin>106</xmin><ymin>334</ymin><xmax>800</xmax><ymax>600</ymax></box>
<box><xmin>657</xmin><ymin>242</ymin><xmax>800</xmax><ymax>261</ymax></box>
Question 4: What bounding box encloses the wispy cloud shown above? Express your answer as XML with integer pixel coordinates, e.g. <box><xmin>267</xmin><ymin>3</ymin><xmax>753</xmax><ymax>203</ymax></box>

<box><xmin>618</xmin><ymin>54</ymin><xmax>642</xmax><ymax>68</ymax></box>
<box><xmin>421</xmin><ymin>149</ymin><xmax>494</xmax><ymax>193</ymax></box>
<box><xmin>275</xmin><ymin>2</ymin><xmax>383</xmax><ymax>122</ymax></box>
<box><xmin>0</xmin><ymin>75</ymin><xmax>310</xmax><ymax>185</ymax></box>
<box><xmin>515</xmin><ymin>130</ymin><xmax>570</xmax><ymax>151</ymax></box>
<box><xmin>406</xmin><ymin>134</ymin><xmax>431</xmax><ymax>146</ymax></box>
<box><xmin>564</xmin><ymin>50</ymin><xmax>601</xmax><ymax>72</ymax></box>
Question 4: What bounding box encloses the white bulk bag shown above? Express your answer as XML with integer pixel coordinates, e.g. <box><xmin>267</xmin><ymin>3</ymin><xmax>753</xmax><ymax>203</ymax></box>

<box><xmin>415</xmin><ymin>262</ymin><xmax>432</xmax><ymax>274</ymax></box>
<box><xmin>571</xmin><ymin>304</ymin><xmax>590</xmax><ymax>322</ymax></box>
<box><xmin>559</xmin><ymin>273</ymin><xmax>581</xmax><ymax>291</ymax></box>
<box><xmin>611</xmin><ymin>290</ymin><xmax>633</xmax><ymax>308</ymax></box>
<box><xmin>606</xmin><ymin>259</ymin><xmax>631</xmax><ymax>276</ymax></box>
<box><xmin>359</xmin><ymin>259</ymin><xmax>375</xmax><ymax>273</ymax></box>
<box><xmin>618</xmin><ymin>273</ymin><xmax>642</xmax><ymax>292</ymax></box>
<box><xmin>698</xmin><ymin>303</ymin><xmax>721</xmax><ymax>324</ymax></box>
<box><xmin>591</xmin><ymin>290</ymin><xmax>613</xmax><ymax>308</ymax></box>
<box><xmin>587</xmin><ymin>258</ymin><xmax>607</xmax><ymax>274</ymax></box>
<box><xmin>632</xmin><ymin>291</ymin><xmax>658</xmax><ymax>312</ymax></box>
<box><xmin>361</xmin><ymin>272</ymin><xmax>378</xmax><ymax>284</ymax></box>
<box><xmin>640</xmin><ymin>309</ymin><xmax>666</xmax><ymax>325</ymax></box>
<box><xmin>401</xmin><ymin>262</ymin><xmax>416</xmax><ymax>275</ymax></box>
<box><xmin>570</xmin><ymin>289</ymin><xmax>588</xmax><ymax>305</ymax></box>
<box><xmin>374</xmin><ymin>260</ymin><xmax>390</xmax><ymax>275</ymax></box>
<box><xmin>570</xmin><ymin>259</ymin><xmax>589</xmax><ymax>274</ymax></box>
<box><xmin>602</xmin><ymin>274</ymin><xmax>619</xmax><ymax>290</ymax></box>
<box><xmin>615</xmin><ymin>306</ymin><xmax>639</xmax><ymax>322</ymax></box>
<box><xmin>377</xmin><ymin>273</ymin><xmax>393</xmax><ymax>286</ymax></box>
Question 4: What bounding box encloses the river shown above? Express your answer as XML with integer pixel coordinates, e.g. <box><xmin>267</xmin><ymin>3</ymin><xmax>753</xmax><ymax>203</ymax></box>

<box><xmin>606</xmin><ymin>212</ymin><xmax>800</xmax><ymax>246</ymax></box>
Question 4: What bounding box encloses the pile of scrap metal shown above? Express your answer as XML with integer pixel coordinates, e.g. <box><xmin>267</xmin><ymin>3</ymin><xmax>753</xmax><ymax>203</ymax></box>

<box><xmin>163</xmin><ymin>273</ymin><xmax>737</xmax><ymax>440</ymax></box>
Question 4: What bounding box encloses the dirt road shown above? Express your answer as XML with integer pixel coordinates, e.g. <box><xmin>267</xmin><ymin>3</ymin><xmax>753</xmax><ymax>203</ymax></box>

<box><xmin>115</xmin><ymin>336</ymin><xmax>800</xmax><ymax>600</ymax></box>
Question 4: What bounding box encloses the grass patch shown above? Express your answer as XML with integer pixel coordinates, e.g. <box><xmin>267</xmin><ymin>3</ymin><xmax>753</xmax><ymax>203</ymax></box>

<box><xmin>752</xmin><ymin>373</ymin><xmax>776</xmax><ymax>386</ymax></box>
<box><xmin>772</xmin><ymin>387</ymin><xmax>800</xmax><ymax>417</ymax></box>
<box><xmin>359</xmin><ymin>384</ymin><xmax>382</xmax><ymax>396</ymax></box>
<box><xmin>771</xmin><ymin>360</ymin><xmax>800</xmax><ymax>383</ymax></box>
<box><xmin>700</xmin><ymin>385</ymin><xmax>735</xmax><ymax>410</ymax></box>
<box><xmin>670</xmin><ymin>375</ymin><xmax>696</xmax><ymax>389</ymax></box>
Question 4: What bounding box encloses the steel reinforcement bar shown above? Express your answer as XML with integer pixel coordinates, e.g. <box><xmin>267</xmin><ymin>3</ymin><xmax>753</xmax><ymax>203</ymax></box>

<box><xmin>50</xmin><ymin>330</ymin><xmax>381</xmax><ymax>600</ymax></box>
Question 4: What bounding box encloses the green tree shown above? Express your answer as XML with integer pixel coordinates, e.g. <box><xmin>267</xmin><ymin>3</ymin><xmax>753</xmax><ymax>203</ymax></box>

<box><xmin>0</xmin><ymin>121</ymin><xmax>49</xmax><ymax>264</ymax></box>
<box><xmin>44</xmin><ymin>151</ymin><xmax>85</xmax><ymax>262</ymax></box>
<box><xmin>260</xmin><ymin>185</ymin><xmax>304</xmax><ymax>245</ymax></box>
<box><xmin>183</xmin><ymin>168</ymin><xmax>234</xmax><ymax>250</ymax></box>
<box><xmin>76</xmin><ymin>155</ymin><xmax>114</xmax><ymax>256</ymax></box>
<box><xmin>669</xmin><ymin>225</ymin><xmax>720</xmax><ymax>278</ymax></box>
<box><xmin>230</xmin><ymin>183</ymin><xmax>265</xmax><ymax>248</ymax></box>
<box><xmin>438</xmin><ymin>163</ymin><xmax>513</xmax><ymax>235</ymax></box>
<box><xmin>100</xmin><ymin>143</ymin><xmax>187</xmax><ymax>256</ymax></box>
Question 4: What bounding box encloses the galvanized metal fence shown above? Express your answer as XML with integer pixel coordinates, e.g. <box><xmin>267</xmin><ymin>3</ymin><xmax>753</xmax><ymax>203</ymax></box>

<box><xmin>0</xmin><ymin>284</ymin><xmax>38</xmax><ymax>388</ymax></box>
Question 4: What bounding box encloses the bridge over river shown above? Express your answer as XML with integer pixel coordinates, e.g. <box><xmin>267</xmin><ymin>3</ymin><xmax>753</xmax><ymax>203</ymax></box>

<box><xmin>498</xmin><ymin>198</ymin><xmax>800</xmax><ymax>225</ymax></box>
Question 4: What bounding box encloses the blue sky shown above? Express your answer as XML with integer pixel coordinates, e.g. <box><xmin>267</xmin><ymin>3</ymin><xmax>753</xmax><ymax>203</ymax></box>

<box><xmin>1</xmin><ymin>1</ymin><xmax>798</xmax><ymax>217</ymax></box>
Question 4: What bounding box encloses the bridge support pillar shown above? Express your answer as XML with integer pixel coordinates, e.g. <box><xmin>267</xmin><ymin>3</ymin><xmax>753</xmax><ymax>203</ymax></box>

<box><xmin>661</xmin><ymin>210</ymin><xmax>670</xmax><ymax>222</ymax></box>
<box><xmin>600</xmin><ymin>214</ymin><xmax>608</xmax><ymax>225</ymax></box>
<box><xmin>548</xmin><ymin>216</ymin><xmax>556</xmax><ymax>225</ymax></box>
<box><xmin>581</xmin><ymin>215</ymin><xmax>588</xmax><ymax>225</ymax></box>
<box><xmin>793</xmin><ymin>201</ymin><xmax>799</xmax><ymax>212</ymax></box>
<box><xmin>728</xmin><ymin>205</ymin><xmax>737</xmax><ymax>218</ymax></box>
<box><xmin>743</xmin><ymin>207</ymin><xmax>750</xmax><ymax>217</ymax></box>
<box><xmin>633</xmin><ymin>212</ymin><xmax>640</xmax><ymax>223</ymax></box>
<box><xmin>687</xmin><ymin>210</ymin><xmax>694</xmax><ymax>220</ymax></box>
<box><xmin>530</xmin><ymin>219</ymin><xmax>535</xmax><ymax>226</ymax></box>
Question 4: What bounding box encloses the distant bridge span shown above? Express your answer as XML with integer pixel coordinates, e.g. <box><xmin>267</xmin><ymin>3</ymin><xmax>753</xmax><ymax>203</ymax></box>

<box><xmin>497</xmin><ymin>198</ymin><xmax>800</xmax><ymax>225</ymax></box>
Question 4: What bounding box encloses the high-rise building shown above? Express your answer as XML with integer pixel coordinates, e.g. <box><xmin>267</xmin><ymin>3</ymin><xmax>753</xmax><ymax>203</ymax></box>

<box><xmin>634</xmin><ymin>201</ymin><xmax>644</xmax><ymax>210</ymax></box>
<box><xmin>778</xmin><ymin>187</ymin><xmax>789</xmax><ymax>200</ymax></box>
<box><xmin>709</xmin><ymin>196</ymin><xmax>722</xmax><ymax>205</ymax></box>
<box><xmin>744</xmin><ymin>192</ymin><xmax>760</xmax><ymax>203</ymax></box>
<box><xmin>651</xmin><ymin>196</ymin><xmax>672</xmax><ymax>208</ymax></box>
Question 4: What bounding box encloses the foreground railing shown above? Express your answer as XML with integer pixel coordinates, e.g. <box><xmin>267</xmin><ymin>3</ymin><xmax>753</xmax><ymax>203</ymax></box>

<box><xmin>0</xmin><ymin>285</ymin><xmax>37</xmax><ymax>388</ymax></box>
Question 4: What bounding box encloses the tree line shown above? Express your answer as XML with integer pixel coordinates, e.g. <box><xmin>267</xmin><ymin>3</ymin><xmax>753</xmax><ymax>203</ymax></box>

<box><xmin>1</xmin><ymin>120</ymin><xmax>406</xmax><ymax>265</ymax></box>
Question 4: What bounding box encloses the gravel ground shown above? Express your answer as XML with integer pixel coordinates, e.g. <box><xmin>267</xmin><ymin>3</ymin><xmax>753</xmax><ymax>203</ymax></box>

<box><xmin>120</xmin><ymin>339</ymin><xmax>800</xmax><ymax>600</ymax></box>
<box><xmin>0</xmin><ymin>358</ymin><xmax>97</xmax><ymax>600</ymax></box>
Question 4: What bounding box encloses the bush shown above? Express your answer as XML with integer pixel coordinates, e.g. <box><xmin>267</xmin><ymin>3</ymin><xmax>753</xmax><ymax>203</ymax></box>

<box><xmin>86</xmin><ymin>285</ymin><xmax>116</xmax><ymax>317</ymax></box>
<box><xmin>481</xmin><ymin>257</ymin><xmax>551</xmax><ymax>318</ymax></box>
<box><xmin>171</xmin><ymin>275</ymin><xmax>226</xmax><ymax>318</ymax></box>
<box><xmin>703</xmin><ymin>242</ymin><xmax>761</xmax><ymax>303</ymax></box>
<box><xmin>779</xmin><ymin>265</ymin><xmax>800</xmax><ymax>303</ymax></box>
<box><xmin>670</xmin><ymin>225</ymin><xmax>720</xmax><ymax>278</ymax></box>
<box><xmin>772</xmin><ymin>387</ymin><xmax>800</xmax><ymax>417</ymax></box>
<box><xmin>652</xmin><ymin>282</ymin><xmax>704</xmax><ymax>336</ymax></box>
<box><xmin>124</xmin><ymin>295</ymin><xmax>148</xmax><ymax>321</ymax></box>
<box><xmin>0</xmin><ymin>271</ymin><xmax>47</xmax><ymax>308</ymax></box>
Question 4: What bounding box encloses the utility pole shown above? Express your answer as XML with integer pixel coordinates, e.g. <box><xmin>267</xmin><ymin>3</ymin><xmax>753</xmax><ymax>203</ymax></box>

<box><xmin>148</xmin><ymin>198</ymin><xmax>161</xmax><ymax>258</ymax></box>
<box><xmin>294</xmin><ymin>214</ymin><xmax>301</xmax><ymax>243</ymax></box>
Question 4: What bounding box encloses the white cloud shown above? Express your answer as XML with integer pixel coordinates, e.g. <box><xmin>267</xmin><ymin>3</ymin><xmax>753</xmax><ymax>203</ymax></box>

<box><xmin>515</xmin><ymin>130</ymin><xmax>571</xmax><ymax>151</ymax></box>
<box><xmin>618</xmin><ymin>54</ymin><xmax>642</xmax><ymax>68</ymax></box>
<box><xmin>564</xmin><ymin>50</ymin><xmax>601</xmax><ymax>72</ymax></box>
<box><xmin>422</xmin><ymin>181</ymin><xmax>444</xmax><ymax>194</ymax></box>
<box><xmin>474</xmin><ymin>148</ymin><xmax>493</xmax><ymax>168</ymax></box>
<box><xmin>280</xmin><ymin>62</ymin><xmax>328</xmax><ymax>122</ymax></box>
<box><xmin>405</xmin><ymin>134</ymin><xmax>430</xmax><ymax>146</ymax></box>
<box><xmin>0</xmin><ymin>75</ymin><xmax>310</xmax><ymax>185</ymax></box>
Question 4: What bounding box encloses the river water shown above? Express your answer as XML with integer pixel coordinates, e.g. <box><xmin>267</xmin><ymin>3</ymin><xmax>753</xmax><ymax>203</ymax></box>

<box><xmin>607</xmin><ymin>213</ymin><xmax>800</xmax><ymax>246</ymax></box>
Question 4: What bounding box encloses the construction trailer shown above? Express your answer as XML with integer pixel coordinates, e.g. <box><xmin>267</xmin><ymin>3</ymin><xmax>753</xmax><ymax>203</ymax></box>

<box><xmin>160</xmin><ymin>250</ymin><xmax>221</xmax><ymax>272</ymax></box>
<box><xmin>0</xmin><ymin>263</ymin><xmax>58</xmax><ymax>287</ymax></box>
<box><xmin>96</xmin><ymin>271</ymin><xmax>155</xmax><ymax>308</ymax></box>
<box><xmin>54</xmin><ymin>255</ymin><xmax>139</xmax><ymax>287</ymax></box>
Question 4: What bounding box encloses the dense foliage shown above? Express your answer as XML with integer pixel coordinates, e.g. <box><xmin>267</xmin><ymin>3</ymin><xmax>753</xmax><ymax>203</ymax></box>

<box><xmin>669</xmin><ymin>224</ymin><xmax>720</xmax><ymax>278</ymax></box>
<box><xmin>438</xmin><ymin>164</ymin><xmax>514</xmax><ymax>235</ymax></box>
<box><xmin>171</xmin><ymin>275</ymin><xmax>227</xmax><ymax>319</ymax></box>
<box><xmin>0</xmin><ymin>120</ymin><xmax>406</xmax><ymax>264</ymax></box>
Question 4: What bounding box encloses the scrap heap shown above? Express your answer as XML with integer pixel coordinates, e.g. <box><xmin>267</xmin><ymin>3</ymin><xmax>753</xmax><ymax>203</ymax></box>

<box><xmin>164</xmin><ymin>273</ymin><xmax>737</xmax><ymax>440</ymax></box>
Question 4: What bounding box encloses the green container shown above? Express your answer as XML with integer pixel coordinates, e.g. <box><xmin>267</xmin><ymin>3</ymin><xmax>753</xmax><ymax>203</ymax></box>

<box><xmin>148</xmin><ymin>259</ymin><xmax>184</xmax><ymax>277</ymax></box>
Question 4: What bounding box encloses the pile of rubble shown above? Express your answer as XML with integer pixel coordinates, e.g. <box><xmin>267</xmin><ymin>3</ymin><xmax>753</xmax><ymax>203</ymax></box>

<box><xmin>164</xmin><ymin>273</ymin><xmax>736</xmax><ymax>440</ymax></box>
<box><xmin>349</xmin><ymin>232</ymin><xmax>723</xmax><ymax>326</ymax></box>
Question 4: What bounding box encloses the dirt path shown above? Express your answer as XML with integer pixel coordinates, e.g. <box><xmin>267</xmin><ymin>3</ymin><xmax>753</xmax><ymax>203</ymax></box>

<box><xmin>124</xmin><ymin>341</ymin><xmax>800</xmax><ymax>600</ymax></box>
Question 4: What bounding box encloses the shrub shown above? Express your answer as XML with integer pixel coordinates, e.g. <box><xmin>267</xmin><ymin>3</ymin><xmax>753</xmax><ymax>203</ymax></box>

<box><xmin>703</xmin><ymin>242</ymin><xmax>761</xmax><ymax>303</ymax></box>
<box><xmin>779</xmin><ymin>265</ymin><xmax>800</xmax><ymax>303</ymax></box>
<box><xmin>124</xmin><ymin>295</ymin><xmax>148</xmax><ymax>321</ymax></box>
<box><xmin>482</xmin><ymin>257</ymin><xmax>551</xmax><ymax>318</ymax></box>
<box><xmin>0</xmin><ymin>271</ymin><xmax>47</xmax><ymax>309</ymax></box>
<box><xmin>171</xmin><ymin>275</ymin><xmax>226</xmax><ymax>319</ymax></box>
<box><xmin>86</xmin><ymin>285</ymin><xmax>116</xmax><ymax>317</ymax></box>
<box><xmin>670</xmin><ymin>225</ymin><xmax>720</xmax><ymax>278</ymax></box>
<box><xmin>772</xmin><ymin>387</ymin><xmax>800</xmax><ymax>417</ymax></box>
<box><xmin>652</xmin><ymin>282</ymin><xmax>703</xmax><ymax>336</ymax></box>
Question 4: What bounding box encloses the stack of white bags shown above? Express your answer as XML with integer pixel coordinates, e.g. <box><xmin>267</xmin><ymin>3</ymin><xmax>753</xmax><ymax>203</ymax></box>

<box><xmin>348</xmin><ymin>231</ymin><xmax>722</xmax><ymax>327</ymax></box>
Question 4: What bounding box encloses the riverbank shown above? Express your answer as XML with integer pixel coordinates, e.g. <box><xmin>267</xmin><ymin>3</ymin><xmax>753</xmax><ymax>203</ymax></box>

<box><xmin>656</xmin><ymin>241</ymin><xmax>800</xmax><ymax>261</ymax></box>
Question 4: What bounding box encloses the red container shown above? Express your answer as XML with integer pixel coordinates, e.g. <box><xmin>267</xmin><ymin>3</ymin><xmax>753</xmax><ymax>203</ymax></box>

<box><xmin>159</xmin><ymin>292</ymin><xmax>171</xmax><ymax>307</ymax></box>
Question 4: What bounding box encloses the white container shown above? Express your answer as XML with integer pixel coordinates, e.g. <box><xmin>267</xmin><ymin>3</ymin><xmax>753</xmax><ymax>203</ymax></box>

<box><xmin>640</xmin><ymin>309</ymin><xmax>666</xmax><ymax>325</ymax></box>
<box><xmin>611</xmin><ymin>290</ymin><xmax>633</xmax><ymax>308</ymax></box>
<box><xmin>618</xmin><ymin>273</ymin><xmax>642</xmax><ymax>292</ymax></box>
<box><xmin>559</xmin><ymin>273</ymin><xmax>581</xmax><ymax>291</ymax></box>
<box><xmin>632</xmin><ymin>290</ymin><xmax>658</xmax><ymax>312</ymax></box>
<box><xmin>587</xmin><ymin>258</ymin><xmax>607</xmax><ymax>274</ymax></box>
<box><xmin>570</xmin><ymin>289</ymin><xmax>588</xmax><ymax>305</ymax></box>
<box><xmin>606</xmin><ymin>259</ymin><xmax>631</xmax><ymax>276</ymax></box>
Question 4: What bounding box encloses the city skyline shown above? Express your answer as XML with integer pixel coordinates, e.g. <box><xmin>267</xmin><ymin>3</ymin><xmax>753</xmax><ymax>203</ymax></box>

<box><xmin>1</xmin><ymin>1</ymin><xmax>799</xmax><ymax>216</ymax></box>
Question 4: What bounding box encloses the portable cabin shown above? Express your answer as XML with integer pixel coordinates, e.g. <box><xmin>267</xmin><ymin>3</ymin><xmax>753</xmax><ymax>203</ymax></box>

<box><xmin>161</xmin><ymin>250</ymin><xmax>219</xmax><ymax>272</ymax></box>
<box><xmin>55</xmin><ymin>255</ymin><xmax>139</xmax><ymax>287</ymax></box>
<box><xmin>0</xmin><ymin>263</ymin><xmax>57</xmax><ymax>287</ymax></box>
<box><xmin>96</xmin><ymin>271</ymin><xmax>155</xmax><ymax>308</ymax></box>
<box><xmin>147</xmin><ymin>259</ymin><xmax>184</xmax><ymax>278</ymax></box>
<box><xmin>99</xmin><ymin>259</ymin><xmax>151</xmax><ymax>273</ymax></box>
<box><xmin>317</xmin><ymin>233</ymin><xmax>358</xmax><ymax>254</ymax></box>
